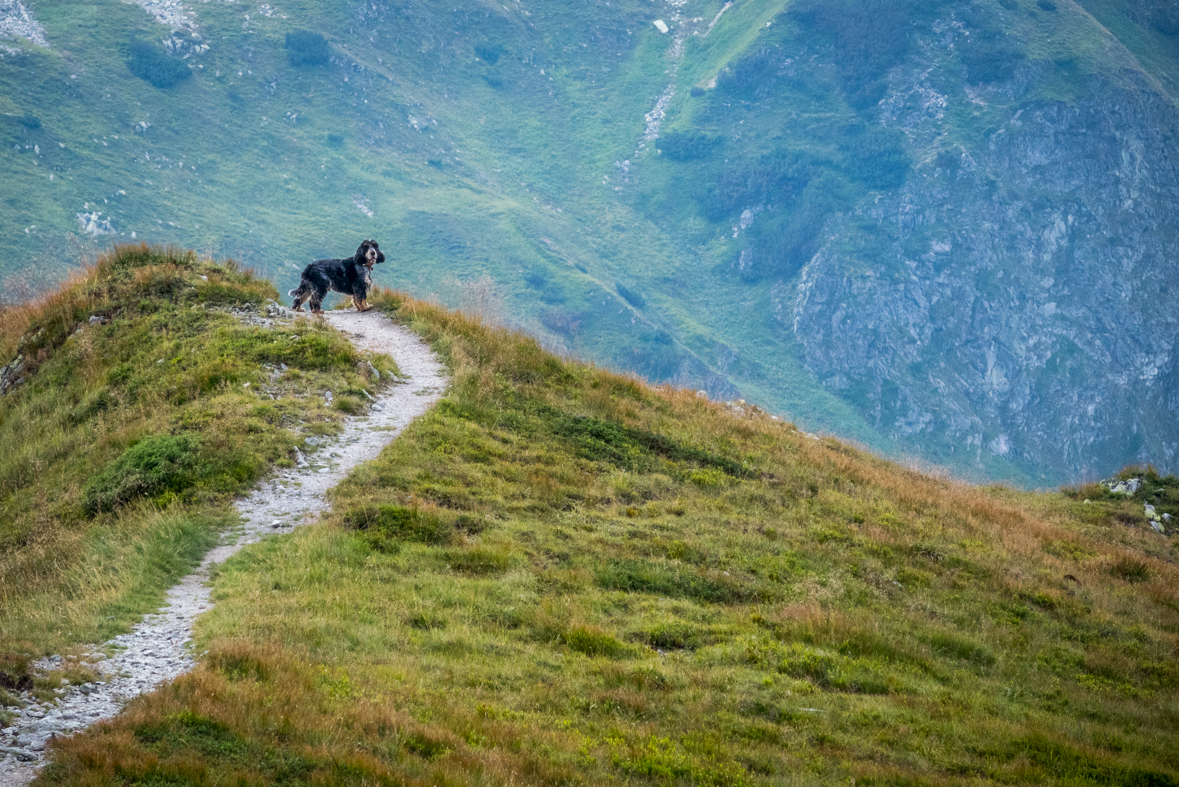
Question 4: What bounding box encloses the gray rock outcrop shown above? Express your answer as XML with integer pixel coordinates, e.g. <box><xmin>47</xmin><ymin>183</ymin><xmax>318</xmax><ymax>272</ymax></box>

<box><xmin>792</xmin><ymin>70</ymin><xmax>1179</xmax><ymax>482</ymax></box>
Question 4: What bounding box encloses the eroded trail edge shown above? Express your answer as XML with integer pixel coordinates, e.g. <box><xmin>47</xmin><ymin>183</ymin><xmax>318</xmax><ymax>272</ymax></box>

<box><xmin>0</xmin><ymin>310</ymin><xmax>447</xmax><ymax>784</ymax></box>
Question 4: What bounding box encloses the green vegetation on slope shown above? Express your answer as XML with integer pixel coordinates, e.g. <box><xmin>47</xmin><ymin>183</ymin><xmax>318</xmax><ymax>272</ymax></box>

<box><xmin>38</xmin><ymin>287</ymin><xmax>1179</xmax><ymax>785</ymax></box>
<box><xmin>3</xmin><ymin>0</ymin><xmax>1178</xmax><ymax>481</ymax></box>
<box><xmin>0</xmin><ymin>246</ymin><xmax>395</xmax><ymax>677</ymax></box>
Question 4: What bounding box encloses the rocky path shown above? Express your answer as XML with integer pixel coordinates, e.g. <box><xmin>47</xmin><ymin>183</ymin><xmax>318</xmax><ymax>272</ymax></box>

<box><xmin>0</xmin><ymin>309</ymin><xmax>447</xmax><ymax>786</ymax></box>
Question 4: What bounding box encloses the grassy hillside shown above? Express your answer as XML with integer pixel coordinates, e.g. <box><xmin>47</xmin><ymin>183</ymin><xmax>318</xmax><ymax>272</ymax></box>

<box><xmin>29</xmin><ymin>280</ymin><xmax>1179</xmax><ymax>785</ymax></box>
<box><xmin>3</xmin><ymin>0</ymin><xmax>1178</xmax><ymax>483</ymax></box>
<box><xmin>0</xmin><ymin>245</ymin><xmax>396</xmax><ymax>713</ymax></box>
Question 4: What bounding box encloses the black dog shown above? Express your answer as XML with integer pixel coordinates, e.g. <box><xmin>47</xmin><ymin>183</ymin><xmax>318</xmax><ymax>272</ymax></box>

<box><xmin>289</xmin><ymin>240</ymin><xmax>385</xmax><ymax>313</ymax></box>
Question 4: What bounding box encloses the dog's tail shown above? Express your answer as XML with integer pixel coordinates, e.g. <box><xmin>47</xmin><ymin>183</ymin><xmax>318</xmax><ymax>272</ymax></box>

<box><xmin>288</xmin><ymin>287</ymin><xmax>299</xmax><ymax>298</ymax></box>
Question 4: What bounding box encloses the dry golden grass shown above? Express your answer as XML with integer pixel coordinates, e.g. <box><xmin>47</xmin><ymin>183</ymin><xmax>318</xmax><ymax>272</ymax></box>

<box><xmin>25</xmin><ymin>285</ymin><xmax>1179</xmax><ymax>784</ymax></box>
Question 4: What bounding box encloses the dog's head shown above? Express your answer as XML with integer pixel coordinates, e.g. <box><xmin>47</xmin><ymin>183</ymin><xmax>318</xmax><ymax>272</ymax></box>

<box><xmin>356</xmin><ymin>239</ymin><xmax>385</xmax><ymax>268</ymax></box>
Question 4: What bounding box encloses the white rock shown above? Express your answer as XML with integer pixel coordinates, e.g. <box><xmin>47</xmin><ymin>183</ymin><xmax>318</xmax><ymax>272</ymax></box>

<box><xmin>0</xmin><ymin>0</ymin><xmax>49</xmax><ymax>47</ymax></box>
<box><xmin>76</xmin><ymin>211</ymin><xmax>116</xmax><ymax>237</ymax></box>
<box><xmin>652</xmin><ymin>19</ymin><xmax>669</xmax><ymax>33</ymax></box>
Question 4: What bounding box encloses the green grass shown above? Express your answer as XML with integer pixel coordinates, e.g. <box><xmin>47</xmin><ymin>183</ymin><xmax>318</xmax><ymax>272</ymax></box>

<box><xmin>5</xmin><ymin>0</ymin><xmax>1172</xmax><ymax>487</ymax></box>
<box><xmin>0</xmin><ymin>245</ymin><xmax>396</xmax><ymax>658</ymax></box>
<box><xmin>39</xmin><ymin>288</ymin><xmax>1179</xmax><ymax>786</ymax></box>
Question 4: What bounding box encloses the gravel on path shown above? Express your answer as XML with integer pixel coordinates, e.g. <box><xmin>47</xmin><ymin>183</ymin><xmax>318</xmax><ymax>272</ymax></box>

<box><xmin>0</xmin><ymin>308</ymin><xmax>447</xmax><ymax>785</ymax></box>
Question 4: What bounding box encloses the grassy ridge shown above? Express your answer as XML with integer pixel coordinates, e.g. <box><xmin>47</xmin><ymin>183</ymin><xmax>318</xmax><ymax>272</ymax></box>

<box><xmin>0</xmin><ymin>246</ymin><xmax>396</xmax><ymax>710</ymax></box>
<box><xmin>4</xmin><ymin>0</ymin><xmax>1178</xmax><ymax>486</ymax></box>
<box><xmin>38</xmin><ymin>289</ymin><xmax>1179</xmax><ymax>785</ymax></box>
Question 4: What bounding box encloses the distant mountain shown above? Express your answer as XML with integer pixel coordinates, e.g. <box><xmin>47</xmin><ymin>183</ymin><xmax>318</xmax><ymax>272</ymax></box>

<box><xmin>2</xmin><ymin>0</ymin><xmax>1177</xmax><ymax>485</ymax></box>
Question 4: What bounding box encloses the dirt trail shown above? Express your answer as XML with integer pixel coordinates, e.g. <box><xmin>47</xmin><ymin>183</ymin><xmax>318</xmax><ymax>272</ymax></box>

<box><xmin>0</xmin><ymin>309</ymin><xmax>447</xmax><ymax>785</ymax></box>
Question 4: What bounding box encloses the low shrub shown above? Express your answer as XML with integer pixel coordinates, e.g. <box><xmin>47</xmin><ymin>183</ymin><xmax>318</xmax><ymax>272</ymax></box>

<box><xmin>286</xmin><ymin>31</ymin><xmax>329</xmax><ymax>67</ymax></box>
<box><xmin>659</xmin><ymin>132</ymin><xmax>721</xmax><ymax>162</ymax></box>
<box><xmin>127</xmin><ymin>41</ymin><xmax>191</xmax><ymax>89</ymax></box>
<box><xmin>84</xmin><ymin>434</ymin><xmax>202</xmax><ymax>514</ymax></box>
<box><xmin>474</xmin><ymin>43</ymin><xmax>504</xmax><ymax>64</ymax></box>
<box><xmin>961</xmin><ymin>38</ymin><xmax>1025</xmax><ymax>83</ymax></box>
<box><xmin>839</xmin><ymin>124</ymin><xmax>911</xmax><ymax>190</ymax></box>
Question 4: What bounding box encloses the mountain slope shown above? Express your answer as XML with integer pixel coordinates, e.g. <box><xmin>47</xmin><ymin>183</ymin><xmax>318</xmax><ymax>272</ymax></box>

<box><xmin>0</xmin><ymin>246</ymin><xmax>391</xmax><ymax>669</ymax></box>
<box><xmin>11</xmin><ymin>269</ymin><xmax>1174</xmax><ymax>786</ymax></box>
<box><xmin>2</xmin><ymin>0</ymin><xmax>1178</xmax><ymax>485</ymax></box>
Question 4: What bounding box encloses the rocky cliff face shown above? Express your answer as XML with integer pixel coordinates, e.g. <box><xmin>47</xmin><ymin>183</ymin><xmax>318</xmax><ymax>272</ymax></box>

<box><xmin>791</xmin><ymin>63</ymin><xmax>1179</xmax><ymax>482</ymax></box>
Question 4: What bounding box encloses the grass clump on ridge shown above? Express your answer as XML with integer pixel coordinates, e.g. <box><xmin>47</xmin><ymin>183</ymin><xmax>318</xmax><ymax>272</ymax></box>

<box><xmin>83</xmin><ymin>433</ymin><xmax>202</xmax><ymax>514</ymax></box>
<box><xmin>0</xmin><ymin>244</ymin><xmax>394</xmax><ymax>662</ymax></box>
<box><xmin>39</xmin><ymin>288</ymin><xmax>1179</xmax><ymax>785</ymax></box>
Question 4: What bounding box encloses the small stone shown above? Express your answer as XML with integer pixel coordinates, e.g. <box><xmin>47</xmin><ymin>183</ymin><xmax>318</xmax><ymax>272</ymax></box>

<box><xmin>1150</xmin><ymin>520</ymin><xmax>1165</xmax><ymax>534</ymax></box>
<box><xmin>1164</xmin><ymin>513</ymin><xmax>1172</xmax><ymax>523</ymax></box>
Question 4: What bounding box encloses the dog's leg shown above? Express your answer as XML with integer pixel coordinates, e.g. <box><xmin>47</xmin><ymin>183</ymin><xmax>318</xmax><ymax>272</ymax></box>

<box><xmin>289</xmin><ymin>284</ymin><xmax>309</xmax><ymax>312</ymax></box>
<box><xmin>310</xmin><ymin>293</ymin><xmax>325</xmax><ymax>314</ymax></box>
